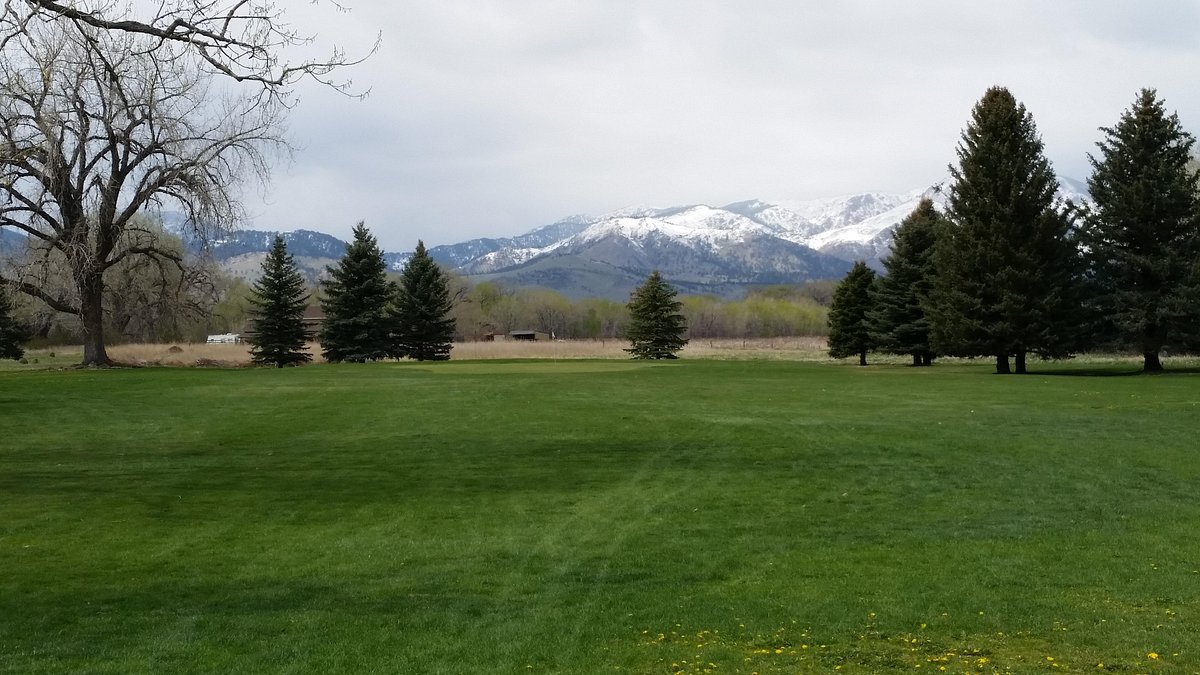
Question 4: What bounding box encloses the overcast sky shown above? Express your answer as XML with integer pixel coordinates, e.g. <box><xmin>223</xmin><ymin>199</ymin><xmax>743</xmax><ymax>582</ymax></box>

<box><xmin>243</xmin><ymin>1</ymin><xmax>1200</xmax><ymax>250</ymax></box>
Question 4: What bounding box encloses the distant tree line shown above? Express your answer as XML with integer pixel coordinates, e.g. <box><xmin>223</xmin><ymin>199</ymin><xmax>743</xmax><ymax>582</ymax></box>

<box><xmin>828</xmin><ymin>87</ymin><xmax>1200</xmax><ymax>373</ymax></box>
<box><xmin>449</xmin><ymin>280</ymin><xmax>834</xmax><ymax>343</ymax></box>
<box><xmin>2</xmin><ymin>220</ymin><xmax>225</xmax><ymax>347</ymax></box>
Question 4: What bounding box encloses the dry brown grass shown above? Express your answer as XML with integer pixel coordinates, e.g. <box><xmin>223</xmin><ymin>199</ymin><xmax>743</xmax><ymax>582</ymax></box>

<box><xmin>92</xmin><ymin>337</ymin><xmax>833</xmax><ymax>365</ymax></box>
<box><xmin>106</xmin><ymin>342</ymin><xmax>260</xmax><ymax>366</ymax></box>
<box><xmin>29</xmin><ymin>339</ymin><xmax>1200</xmax><ymax>369</ymax></box>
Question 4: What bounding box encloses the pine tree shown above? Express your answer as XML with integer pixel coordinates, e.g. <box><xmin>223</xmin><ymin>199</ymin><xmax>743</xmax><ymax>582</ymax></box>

<box><xmin>247</xmin><ymin>236</ymin><xmax>311</xmax><ymax>368</ymax></box>
<box><xmin>0</xmin><ymin>284</ymin><xmax>29</xmax><ymax>361</ymax></box>
<box><xmin>625</xmin><ymin>271</ymin><xmax>688</xmax><ymax>359</ymax></box>
<box><xmin>393</xmin><ymin>240</ymin><xmax>456</xmax><ymax>361</ymax></box>
<box><xmin>930</xmin><ymin>86</ymin><xmax>1085</xmax><ymax>374</ymax></box>
<box><xmin>1085</xmin><ymin>89</ymin><xmax>1200</xmax><ymax>372</ymax></box>
<box><xmin>828</xmin><ymin>261</ymin><xmax>877</xmax><ymax>366</ymax></box>
<box><xmin>319</xmin><ymin>222</ymin><xmax>393</xmax><ymax>363</ymax></box>
<box><xmin>868</xmin><ymin>198</ymin><xmax>941</xmax><ymax>366</ymax></box>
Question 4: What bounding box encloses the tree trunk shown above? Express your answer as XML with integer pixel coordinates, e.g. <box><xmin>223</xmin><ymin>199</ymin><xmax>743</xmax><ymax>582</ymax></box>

<box><xmin>995</xmin><ymin>353</ymin><xmax>1010</xmax><ymax>374</ymax></box>
<box><xmin>1144</xmin><ymin>350</ymin><xmax>1163</xmax><ymax>373</ymax></box>
<box><xmin>858</xmin><ymin>350</ymin><xmax>867</xmax><ymax>366</ymax></box>
<box><xmin>79</xmin><ymin>270</ymin><xmax>112</xmax><ymax>367</ymax></box>
<box><xmin>922</xmin><ymin>353</ymin><xmax>933</xmax><ymax>367</ymax></box>
<box><xmin>1014</xmin><ymin>349</ymin><xmax>1027</xmax><ymax>375</ymax></box>
<box><xmin>911</xmin><ymin>353</ymin><xmax>921</xmax><ymax>367</ymax></box>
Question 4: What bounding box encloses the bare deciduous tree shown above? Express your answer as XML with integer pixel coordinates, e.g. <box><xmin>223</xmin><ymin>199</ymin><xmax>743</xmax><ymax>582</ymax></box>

<box><xmin>0</xmin><ymin>0</ymin><xmax>374</xmax><ymax>97</ymax></box>
<box><xmin>0</xmin><ymin>20</ymin><xmax>286</xmax><ymax>364</ymax></box>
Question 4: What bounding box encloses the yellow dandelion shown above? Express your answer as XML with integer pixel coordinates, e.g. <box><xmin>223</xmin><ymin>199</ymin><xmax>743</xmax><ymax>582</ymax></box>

<box><xmin>1148</xmin><ymin>652</ymin><xmax>1159</xmax><ymax>660</ymax></box>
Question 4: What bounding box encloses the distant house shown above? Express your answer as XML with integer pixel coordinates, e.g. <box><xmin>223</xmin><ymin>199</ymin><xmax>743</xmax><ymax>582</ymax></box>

<box><xmin>206</xmin><ymin>333</ymin><xmax>241</xmax><ymax>344</ymax></box>
<box><xmin>484</xmin><ymin>330</ymin><xmax>550</xmax><ymax>342</ymax></box>
<box><xmin>300</xmin><ymin>306</ymin><xmax>325</xmax><ymax>337</ymax></box>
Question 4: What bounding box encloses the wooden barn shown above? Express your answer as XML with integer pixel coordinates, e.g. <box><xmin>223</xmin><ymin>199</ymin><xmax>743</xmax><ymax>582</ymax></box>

<box><xmin>483</xmin><ymin>330</ymin><xmax>551</xmax><ymax>342</ymax></box>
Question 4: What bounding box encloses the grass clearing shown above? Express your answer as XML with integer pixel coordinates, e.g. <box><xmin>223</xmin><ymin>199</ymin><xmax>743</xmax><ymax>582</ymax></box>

<box><xmin>1</xmin><ymin>337</ymin><xmax>837</xmax><ymax>370</ymax></box>
<box><xmin>1</xmin><ymin>359</ymin><xmax>1199</xmax><ymax>673</ymax></box>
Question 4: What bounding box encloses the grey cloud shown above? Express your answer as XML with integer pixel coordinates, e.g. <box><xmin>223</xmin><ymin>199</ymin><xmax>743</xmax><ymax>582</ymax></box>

<box><xmin>245</xmin><ymin>1</ymin><xmax>1200</xmax><ymax>249</ymax></box>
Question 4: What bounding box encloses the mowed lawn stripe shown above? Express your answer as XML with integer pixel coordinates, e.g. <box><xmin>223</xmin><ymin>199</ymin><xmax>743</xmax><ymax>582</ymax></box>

<box><xmin>1</xmin><ymin>360</ymin><xmax>1198</xmax><ymax>673</ymax></box>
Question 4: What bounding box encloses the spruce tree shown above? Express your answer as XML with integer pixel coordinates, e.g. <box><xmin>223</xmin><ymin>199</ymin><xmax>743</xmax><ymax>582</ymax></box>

<box><xmin>319</xmin><ymin>222</ymin><xmax>393</xmax><ymax>363</ymax></box>
<box><xmin>393</xmin><ymin>240</ymin><xmax>456</xmax><ymax>361</ymax></box>
<box><xmin>625</xmin><ymin>271</ymin><xmax>688</xmax><ymax>359</ymax></box>
<box><xmin>868</xmin><ymin>198</ymin><xmax>941</xmax><ymax>366</ymax></box>
<box><xmin>0</xmin><ymin>284</ymin><xmax>29</xmax><ymax>361</ymax></box>
<box><xmin>1085</xmin><ymin>89</ymin><xmax>1200</xmax><ymax>372</ymax></box>
<box><xmin>930</xmin><ymin>86</ymin><xmax>1085</xmax><ymax>374</ymax></box>
<box><xmin>247</xmin><ymin>236</ymin><xmax>311</xmax><ymax>368</ymax></box>
<box><xmin>828</xmin><ymin>261</ymin><xmax>877</xmax><ymax>366</ymax></box>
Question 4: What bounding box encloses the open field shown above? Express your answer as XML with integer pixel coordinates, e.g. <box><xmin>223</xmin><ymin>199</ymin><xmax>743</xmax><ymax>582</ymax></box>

<box><xmin>5</xmin><ymin>337</ymin><xmax>1188</xmax><ymax>370</ymax></box>
<box><xmin>2</xmin><ymin>359</ymin><xmax>1199</xmax><ymax>673</ymax></box>
<box><xmin>2</xmin><ymin>338</ymin><xmax>837</xmax><ymax>369</ymax></box>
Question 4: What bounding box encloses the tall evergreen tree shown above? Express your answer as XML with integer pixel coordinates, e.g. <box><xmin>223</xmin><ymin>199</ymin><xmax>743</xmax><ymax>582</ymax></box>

<box><xmin>1085</xmin><ymin>89</ymin><xmax>1200</xmax><ymax>372</ymax></box>
<box><xmin>828</xmin><ymin>261</ymin><xmax>876</xmax><ymax>365</ymax></box>
<box><xmin>0</xmin><ymin>284</ymin><xmax>29</xmax><ymax>360</ymax></box>
<box><xmin>930</xmin><ymin>86</ymin><xmax>1085</xmax><ymax>374</ymax></box>
<box><xmin>625</xmin><ymin>271</ymin><xmax>688</xmax><ymax>359</ymax></box>
<box><xmin>319</xmin><ymin>222</ymin><xmax>393</xmax><ymax>363</ymax></box>
<box><xmin>393</xmin><ymin>240</ymin><xmax>456</xmax><ymax>361</ymax></box>
<box><xmin>868</xmin><ymin>198</ymin><xmax>941</xmax><ymax>366</ymax></box>
<box><xmin>247</xmin><ymin>236</ymin><xmax>311</xmax><ymax>368</ymax></box>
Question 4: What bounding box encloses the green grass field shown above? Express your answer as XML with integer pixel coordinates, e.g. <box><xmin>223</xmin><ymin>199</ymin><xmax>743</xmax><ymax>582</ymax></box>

<box><xmin>2</xmin><ymin>359</ymin><xmax>1198</xmax><ymax>673</ymax></box>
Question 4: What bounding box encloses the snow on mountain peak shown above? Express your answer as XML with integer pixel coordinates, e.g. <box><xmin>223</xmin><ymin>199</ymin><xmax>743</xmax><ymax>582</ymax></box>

<box><xmin>448</xmin><ymin>175</ymin><xmax>1090</xmax><ymax>277</ymax></box>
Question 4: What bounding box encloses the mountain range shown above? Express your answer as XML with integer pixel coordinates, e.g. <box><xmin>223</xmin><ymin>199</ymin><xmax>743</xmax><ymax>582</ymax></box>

<box><xmin>218</xmin><ymin>176</ymin><xmax>1089</xmax><ymax>299</ymax></box>
<box><xmin>1</xmin><ymin>177</ymin><xmax>1092</xmax><ymax>300</ymax></box>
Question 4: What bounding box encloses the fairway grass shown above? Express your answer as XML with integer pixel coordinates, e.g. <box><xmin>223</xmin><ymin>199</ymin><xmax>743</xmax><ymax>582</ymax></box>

<box><xmin>2</xmin><ymin>360</ymin><xmax>1199</xmax><ymax>673</ymax></box>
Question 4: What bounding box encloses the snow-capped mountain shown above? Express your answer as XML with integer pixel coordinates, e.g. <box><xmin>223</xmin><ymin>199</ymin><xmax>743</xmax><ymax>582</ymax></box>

<box><xmin>190</xmin><ymin>175</ymin><xmax>1090</xmax><ymax>299</ymax></box>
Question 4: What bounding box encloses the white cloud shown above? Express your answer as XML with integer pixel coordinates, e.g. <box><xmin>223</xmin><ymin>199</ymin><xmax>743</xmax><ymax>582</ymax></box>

<box><xmin>245</xmin><ymin>1</ymin><xmax>1200</xmax><ymax>250</ymax></box>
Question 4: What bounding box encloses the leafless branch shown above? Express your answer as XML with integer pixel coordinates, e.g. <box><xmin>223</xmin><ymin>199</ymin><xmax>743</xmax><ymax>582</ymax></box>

<box><xmin>1</xmin><ymin>0</ymin><xmax>376</xmax><ymax>100</ymax></box>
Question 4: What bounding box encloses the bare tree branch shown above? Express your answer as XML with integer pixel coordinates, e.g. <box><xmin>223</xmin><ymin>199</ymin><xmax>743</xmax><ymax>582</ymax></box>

<box><xmin>1</xmin><ymin>0</ymin><xmax>376</xmax><ymax>99</ymax></box>
<box><xmin>0</xmin><ymin>274</ymin><xmax>78</xmax><ymax>313</ymax></box>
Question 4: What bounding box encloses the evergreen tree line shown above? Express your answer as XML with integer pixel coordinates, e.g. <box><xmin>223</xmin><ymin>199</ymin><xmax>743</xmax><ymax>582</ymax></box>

<box><xmin>247</xmin><ymin>223</ymin><xmax>456</xmax><ymax>366</ymax></box>
<box><xmin>828</xmin><ymin>87</ymin><xmax>1200</xmax><ymax>373</ymax></box>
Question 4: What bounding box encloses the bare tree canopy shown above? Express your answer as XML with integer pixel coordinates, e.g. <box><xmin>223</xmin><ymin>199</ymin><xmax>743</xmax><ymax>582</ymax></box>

<box><xmin>0</xmin><ymin>0</ymin><xmax>374</xmax><ymax>96</ymax></box>
<box><xmin>0</xmin><ymin>18</ymin><xmax>287</xmax><ymax>364</ymax></box>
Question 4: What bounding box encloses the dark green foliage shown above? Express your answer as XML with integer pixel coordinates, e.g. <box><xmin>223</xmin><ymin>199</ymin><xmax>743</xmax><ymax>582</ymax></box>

<box><xmin>625</xmin><ymin>271</ymin><xmax>688</xmax><ymax>359</ymax></box>
<box><xmin>930</xmin><ymin>86</ymin><xmax>1086</xmax><ymax>374</ymax></box>
<box><xmin>0</xmin><ymin>284</ymin><xmax>29</xmax><ymax>360</ymax></box>
<box><xmin>319</xmin><ymin>222</ymin><xmax>393</xmax><ymax>363</ymax></box>
<box><xmin>392</xmin><ymin>240</ymin><xmax>455</xmax><ymax>361</ymax></box>
<box><xmin>868</xmin><ymin>199</ymin><xmax>941</xmax><ymax>366</ymax></box>
<box><xmin>1085</xmin><ymin>89</ymin><xmax>1200</xmax><ymax>372</ymax></box>
<box><xmin>247</xmin><ymin>236</ymin><xmax>311</xmax><ymax>368</ymax></box>
<box><xmin>827</xmin><ymin>261</ymin><xmax>877</xmax><ymax>365</ymax></box>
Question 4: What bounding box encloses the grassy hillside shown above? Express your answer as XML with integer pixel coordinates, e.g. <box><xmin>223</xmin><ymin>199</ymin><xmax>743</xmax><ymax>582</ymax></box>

<box><xmin>1</xmin><ymin>360</ymin><xmax>1197</xmax><ymax>673</ymax></box>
